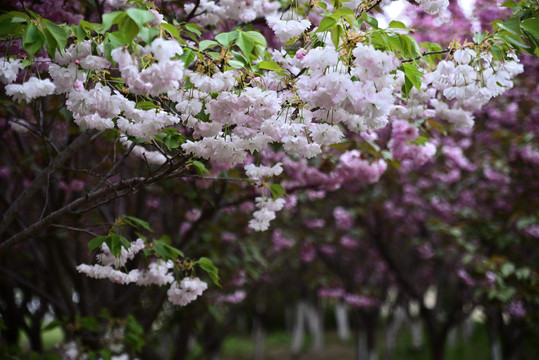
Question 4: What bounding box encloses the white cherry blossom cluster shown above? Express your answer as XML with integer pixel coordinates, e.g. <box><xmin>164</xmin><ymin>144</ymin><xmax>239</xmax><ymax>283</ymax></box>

<box><xmin>76</xmin><ymin>238</ymin><xmax>207</xmax><ymax>306</ymax></box>
<box><xmin>249</xmin><ymin>196</ymin><xmax>286</xmax><ymax>231</ymax></box>
<box><xmin>266</xmin><ymin>16</ymin><xmax>311</xmax><ymax>42</ymax></box>
<box><xmin>417</xmin><ymin>0</ymin><xmax>449</xmax><ymax>15</ymax></box>
<box><xmin>111</xmin><ymin>39</ymin><xmax>184</xmax><ymax>96</ymax></box>
<box><xmin>76</xmin><ymin>239</ymin><xmax>174</xmax><ymax>286</ymax></box>
<box><xmin>167</xmin><ymin>277</ymin><xmax>208</xmax><ymax>306</ymax></box>
<box><xmin>5</xmin><ymin>77</ymin><xmax>55</xmax><ymax>103</ymax></box>
<box><xmin>245</xmin><ymin>162</ymin><xmax>283</xmax><ymax>180</ymax></box>
<box><xmin>424</xmin><ymin>49</ymin><xmax>524</xmax><ymax>128</ymax></box>
<box><xmin>184</xmin><ymin>0</ymin><xmax>280</xmax><ymax>26</ymax></box>
<box><xmin>0</xmin><ymin>57</ymin><xmax>23</xmax><ymax>84</ymax></box>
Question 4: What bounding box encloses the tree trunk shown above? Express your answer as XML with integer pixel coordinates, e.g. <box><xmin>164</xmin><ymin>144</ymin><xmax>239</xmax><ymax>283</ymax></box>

<box><xmin>384</xmin><ymin>307</ymin><xmax>405</xmax><ymax>360</ymax></box>
<box><xmin>170</xmin><ymin>324</ymin><xmax>191</xmax><ymax>360</ymax></box>
<box><xmin>290</xmin><ymin>301</ymin><xmax>306</xmax><ymax>355</ymax></box>
<box><xmin>336</xmin><ymin>302</ymin><xmax>351</xmax><ymax>340</ymax></box>
<box><xmin>305</xmin><ymin>302</ymin><xmax>323</xmax><ymax>351</ymax></box>
<box><xmin>410</xmin><ymin>318</ymin><xmax>424</xmax><ymax>351</ymax></box>
<box><xmin>357</xmin><ymin>326</ymin><xmax>378</xmax><ymax>360</ymax></box>
<box><xmin>427</xmin><ymin>331</ymin><xmax>447</xmax><ymax>360</ymax></box>
<box><xmin>252</xmin><ymin>315</ymin><xmax>265</xmax><ymax>360</ymax></box>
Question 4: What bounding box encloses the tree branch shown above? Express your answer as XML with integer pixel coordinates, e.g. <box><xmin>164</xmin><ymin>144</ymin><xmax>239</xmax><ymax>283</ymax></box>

<box><xmin>0</xmin><ymin>131</ymin><xmax>97</xmax><ymax>238</ymax></box>
<box><xmin>0</xmin><ymin>158</ymin><xmax>189</xmax><ymax>254</ymax></box>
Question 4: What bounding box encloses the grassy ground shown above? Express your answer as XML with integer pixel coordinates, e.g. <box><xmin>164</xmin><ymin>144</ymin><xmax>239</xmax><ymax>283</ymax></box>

<box><xmin>215</xmin><ymin>325</ymin><xmax>492</xmax><ymax>360</ymax></box>
<box><xmin>25</xmin><ymin>321</ymin><xmax>496</xmax><ymax>359</ymax></box>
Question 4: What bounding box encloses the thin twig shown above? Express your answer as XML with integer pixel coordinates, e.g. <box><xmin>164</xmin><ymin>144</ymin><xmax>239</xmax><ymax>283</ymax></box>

<box><xmin>50</xmin><ymin>224</ymin><xmax>99</xmax><ymax>238</ymax></box>
<box><xmin>401</xmin><ymin>48</ymin><xmax>451</xmax><ymax>63</ymax></box>
<box><xmin>362</xmin><ymin>0</ymin><xmax>383</xmax><ymax>14</ymax></box>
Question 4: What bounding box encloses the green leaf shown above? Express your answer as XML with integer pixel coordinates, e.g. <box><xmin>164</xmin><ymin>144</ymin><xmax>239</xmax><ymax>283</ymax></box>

<box><xmin>473</xmin><ymin>32</ymin><xmax>486</xmax><ymax>44</ymax></box>
<box><xmin>386</xmin><ymin>34</ymin><xmax>402</xmax><ymax>53</ymax></box>
<box><xmin>198</xmin><ymin>257</ymin><xmax>220</xmax><ymax>287</ymax></box>
<box><xmin>501</xmin><ymin>262</ymin><xmax>515</xmax><ymax>277</ymax></box>
<box><xmin>269</xmin><ymin>183</ymin><xmax>286</xmax><ymax>199</ymax></box>
<box><xmin>125</xmin><ymin>216</ymin><xmax>153</xmax><ymax>232</ymax></box>
<box><xmin>179</xmin><ymin>48</ymin><xmax>196</xmax><ymax>67</ymax></box>
<box><xmin>44</xmin><ymin>21</ymin><xmax>69</xmax><ymax>55</ymax></box>
<box><xmin>71</xmin><ymin>25</ymin><xmax>87</xmax><ymax>42</ymax></box>
<box><xmin>399</xmin><ymin>34</ymin><xmax>421</xmax><ymax>58</ymax></box>
<box><xmin>316</xmin><ymin>17</ymin><xmax>337</xmax><ymax>32</ymax></box>
<box><xmin>400</xmin><ymin>63</ymin><xmax>422</xmax><ymax>97</ymax></box>
<box><xmin>497</xmin><ymin>16</ymin><xmax>522</xmax><ymax>37</ymax></box>
<box><xmin>501</xmin><ymin>33</ymin><xmax>530</xmax><ymax>49</ymax></box>
<box><xmin>360</xmin><ymin>13</ymin><xmax>378</xmax><ymax>29</ymax></box>
<box><xmin>236</xmin><ymin>31</ymin><xmax>255</xmax><ymax>58</ymax></box>
<box><xmin>153</xmin><ymin>239</ymin><xmax>171</xmax><ymax>260</ymax></box>
<box><xmin>426</xmin><ymin>118</ymin><xmax>447</xmax><ymax>136</ymax></box>
<box><xmin>104</xmin><ymin>32</ymin><xmax>127</xmax><ymax>59</ymax></box>
<box><xmin>331</xmin><ymin>25</ymin><xmax>342</xmax><ymax>49</ymax></box>
<box><xmin>198</xmin><ymin>257</ymin><xmax>218</xmax><ymax>274</ymax></box>
<box><xmin>88</xmin><ymin>235</ymin><xmax>107</xmax><ymax>252</ymax></box>
<box><xmin>161</xmin><ymin>22</ymin><xmax>180</xmax><ymax>40</ymax></box>
<box><xmin>163</xmin><ymin>132</ymin><xmax>185</xmax><ymax>150</ymax></box>
<box><xmin>80</xmin><ymin>316</ymin><xmax>100</xmax><ymax>332</ymax></box>
<box><xmin>126</xmin><ymin>8</ymin><xmax>155</xmax><ymax>28</ymax></box>
<box><xmin>192</xmin><ymin>160</ymin><xmax>211</xmax><ymax>176</ymax></box>
<box><xmin>99</xmin><ymin>349</ymin><xmax>112</xmax><ymax>360</ymax></box>
<box><xmin>257</xmin><ymin>60</ymin><xmax>284</xmax><ymax>72</ymax></box>
<box><xmin>521</xmin><ymin>17</ymin><xmax>539</xmax><ymax>41</ymax></box>
<box><xmin>119</xmin><ymin>235</ymin><xmax>131</xmax><ymax>250</ymax></box>
<box><xmin>199</xmin><ymin>39</ymin><xmax>219</xmax><ymax>51</ymax></box>
<box><xmin>245</xmin><ymin>31</ymin><xmax>267</xmax><ymax>46</ymax></box>
<box><xmin>421</xmin><ymin>42</ymin><xmax>443</xmax><ymax>52</ymax></box>
<box><xmin>135</xmin><ymin>101</ymin><xmax>158</xmax><ymax>111</ymax></box>
<box><xmin>22</xmin><ymin>23</ymin><xmax>44</xmax><ymax>58</ymax></box>
<box><xmin>108</xmin><ymin>233</ymin><xmax>122</xmax><ymax>257</ymax></box>
<box><xmin>165</xmin><ymin>244</ymin><xmax>184</xmax><ymax>259</ymax></box>
<box><xmin>501</xmin><ymin>0</ymin><xmax>517</xmax><ymax>8</ymax></box>
<box><xmin>330</xmin><ymin>6</ymin><xmax>355</xmax><ymax>19</ymax></box>
<box><xmin>215</xmin><ymin>30</ymin><xmax>239</xmax><ymax>47</ymax></box>
<box><xmin>389</xmin><ymin>20</ymin><xmax>408</xmax><ymax>30</ymax></box>
<box><xmin>102</xmin><ymin>11</ymin><xmax>124</xmax><ymax>32</ymax></box>
<box><xmin>521</xmin><ymin>18</ymin><xmax>539</xmax><ymax>36</ymax></box>
<box><xmin>185</xmin><ymin>23</ymin><xmax>204</xmax><ymax>37</ymax></box>
<box><xmin>139</xmin><ymin>27</ymin><xmax>159</xmax><ymax>44</ymax></box>
<box><xmin>125</xmin><ymin>316</ymin><xmax>145</xmax><ymax>351</ymax></box>
<box><xmin>408</xmin><ymin>136</ymin><xmax>429</xmax><ymax>146</ymax></box>
<box><xmin>79</xmin><ymin>19</ymin><xmax>95</xmax><ymax>32</ymax></box>
<box><xmin>42</xmin><ymin>320</ymin><xmax>62</xmax><ymax>332</ymax></box>
<box><xmin>229</xmin><ymin>58</ymin><xmax>245</xmax><ymax>69</ymax></box>
<box><xmin>0</xmin><ymin>15</ymin><xmax>25</xmax><ymax>37</ymax></box>
<box><xmin>5</xmin><ymin>11</ymin><xmax>29</xmax><ymax>23</ymax></box>
<box><xmin>42</xmin><ymin>28</ymin><xmax>59</xmax><ymax>59</ymax></box>
<box><xmin>496</xmin><ymin>286</ymin><xmax>516</xmax><ymax>302</ymax></box>
<box><xmin>118</xmin><ymin>16</ymin><xmax>140</xmax><ymax>43</ymax></box>
<box><xmin>253</xmin><ymin>44</ymin><xmax>266</xmax><ymax>58</ymax></box>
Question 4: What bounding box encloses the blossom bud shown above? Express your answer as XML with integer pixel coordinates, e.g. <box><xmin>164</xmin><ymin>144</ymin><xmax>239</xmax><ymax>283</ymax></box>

<box><xmin>73</xmin><ymin>80</ymin><xmax>84</xmax><ymax>91</ymax></box>
<box><xmin>295</xmin><ymin>49</ymin><xmax>307</xmax><ymax>60</ymax></box>
<box><xmin>149</xmin><ymin>9</ymin><xmax>164</xmax><ymax>26</ymax></box>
